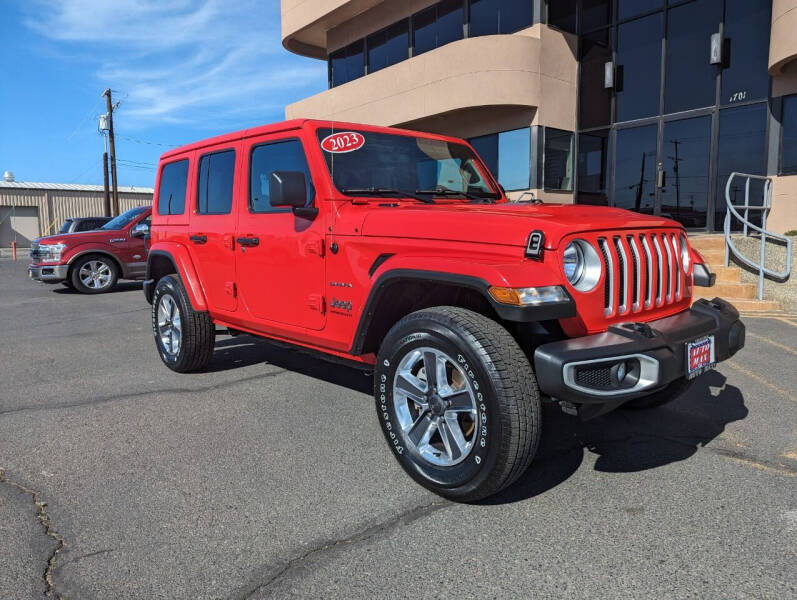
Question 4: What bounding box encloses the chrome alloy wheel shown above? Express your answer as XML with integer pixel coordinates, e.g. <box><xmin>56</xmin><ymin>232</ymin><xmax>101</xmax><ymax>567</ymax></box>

<box><xmin>78</xmin><ymin>260</ymin><xmax>112</xmax><ymax>289</ymax></box>
<box><xmin>393</xmin><ymin>347</ymin><xmax>479</xmax><ymax>467</ymax></box>
<box><xmin>157</xmin><ymin>294</ymin><xmax>182</xmax><ymax>356</ymax></box>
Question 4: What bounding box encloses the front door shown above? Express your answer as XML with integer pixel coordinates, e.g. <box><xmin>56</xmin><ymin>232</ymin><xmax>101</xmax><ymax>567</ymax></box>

<box><xmin>235</xmin><ymin>136</ymin><xmax>326</xmax><ymax>331</ymax></box>
<box><xmin>187</xmin><ymin>147</ymin><xmax>238</xmax><ymax>313</ymax></box>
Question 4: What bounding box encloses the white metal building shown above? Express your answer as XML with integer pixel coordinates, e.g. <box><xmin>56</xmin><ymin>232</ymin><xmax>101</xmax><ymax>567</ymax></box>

<box><xmin>0</xmin><ymin>181</ymin><xmax>153</xmax><ymax>247</ymax></box>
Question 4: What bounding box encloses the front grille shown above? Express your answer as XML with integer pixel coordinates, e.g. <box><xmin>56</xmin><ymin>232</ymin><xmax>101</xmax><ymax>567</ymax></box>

<box><xmin>29</xmin><ymin>242</ymin><xmax>44</xmax><ymax>260</ymax></box>
<box><xmin>598</xmin><ymin>231</ymin><xmax>685</xmax><ymax>317</ymax></box>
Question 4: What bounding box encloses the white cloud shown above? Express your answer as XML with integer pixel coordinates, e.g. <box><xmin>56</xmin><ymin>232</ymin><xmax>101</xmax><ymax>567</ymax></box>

<box><xmin>24</xmin><ymin>0</ymin><xmax>326</xmax><ymax>127</ymax></box>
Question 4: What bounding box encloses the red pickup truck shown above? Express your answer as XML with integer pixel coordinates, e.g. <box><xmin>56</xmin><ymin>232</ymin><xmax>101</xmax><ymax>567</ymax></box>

<box><xmin>29</xmin><ymin>206</ymin><xmax>151</xmax><ymax>293</ymax></box>
<box><xmin>143</xmin><ymin>120</ymin><xmax>743</xmax><ymax>501</ymax></box>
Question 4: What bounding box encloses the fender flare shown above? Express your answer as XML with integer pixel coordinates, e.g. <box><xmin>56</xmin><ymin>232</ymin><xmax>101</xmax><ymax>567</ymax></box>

<box><xmin>145</xmin><ymin>245</ymin><xmax>208</xmax><ymax>311</ymax></box>
<box><xmin>351</xmin><ymin>265</ymin><xmax>575</xmax><ymax>355</ymax></box>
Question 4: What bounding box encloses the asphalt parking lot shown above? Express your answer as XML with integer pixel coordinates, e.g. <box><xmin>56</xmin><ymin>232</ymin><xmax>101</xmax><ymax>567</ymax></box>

<box><xmin>1</xmin><ymin>258</ymin><xmax>795</xmax><ymax>600</ymax></box>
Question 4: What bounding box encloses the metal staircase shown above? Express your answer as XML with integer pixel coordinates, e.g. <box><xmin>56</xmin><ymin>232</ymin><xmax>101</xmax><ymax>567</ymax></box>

<box><xmin>690</xmin><ymin>172</ymin><xmax>792</xmax><ymax>313</ymax></box>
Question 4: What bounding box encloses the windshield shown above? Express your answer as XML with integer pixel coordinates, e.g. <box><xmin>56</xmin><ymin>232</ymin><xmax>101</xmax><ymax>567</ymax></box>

<box><xmin>316</xmin><ymin>128</ymin><xmax>499</xmax><ymax>200</ymax></box>
<box><xmin>59</xmin><ymin>220</ymin><xmax>73</xmax><ymax>233</ymax></box>
<box><xmin>101</xmin><ymin>206</ymin><xmax>149</xmax><ymax>230</ymax></box>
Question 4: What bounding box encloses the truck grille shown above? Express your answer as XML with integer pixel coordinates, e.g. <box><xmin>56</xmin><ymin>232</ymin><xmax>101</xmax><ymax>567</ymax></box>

<box><xmin>29</xmin><ymin>241</ymin><xmax>43</xmax><ymax>260</ymax></box>
<box><xmin>598</xmin><ymin>232</ymin><xmax>685</xmax><ymax>318</ymax></box>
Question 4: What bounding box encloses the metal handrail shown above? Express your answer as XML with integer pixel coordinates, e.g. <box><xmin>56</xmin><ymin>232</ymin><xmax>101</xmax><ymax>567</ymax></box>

<box><xmin>724</xmin><ymin>172</ymin><xmax>792</xmax><ymax>300</ymax></box>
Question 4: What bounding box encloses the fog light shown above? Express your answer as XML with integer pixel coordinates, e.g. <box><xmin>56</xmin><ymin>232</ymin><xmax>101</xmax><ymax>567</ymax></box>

<box><xmin>616</xmin><ymin>361</ymin><xmax>627</xmax><ymax>382</ymax></box>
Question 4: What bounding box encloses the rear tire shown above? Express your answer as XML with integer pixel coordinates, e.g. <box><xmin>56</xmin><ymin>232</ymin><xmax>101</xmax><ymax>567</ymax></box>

<box><xmin>375</xmin><ymin>306</ymin><xmax>540</xmax><ymax>502</ymax></box>
<box><xmin>621</xmin><ymin>377</ymin><xmax>693</xmax><ymax>409</ymax></box>
<box><xmin>151</xmin><ymin>275</ymin><xmax>215</xmax><ymax>372</ymax></box>
<box><xmin>70</xmin><ymin>254</ymin><xmax>118</xmax><ymax>293</ymax></box>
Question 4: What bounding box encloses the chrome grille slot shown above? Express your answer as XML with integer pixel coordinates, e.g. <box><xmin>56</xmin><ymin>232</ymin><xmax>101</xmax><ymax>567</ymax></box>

<box><xmin>598</xmin><ymin>238</ymin><xmax>614</xmax><ymax>317</ymax></box>
<box><xmin>627</xmin><ymin>235</ymin><xmax>641</xmax><ymax>312</ymax></box>
<box><xmin>652</xmin><ymin>235</ymin><xmax>664</xmax><ymax>306</ymax></box>
<box><xmin>671</xmin><ymin>234</ymin><xmax>682</xmax><ymax>300</ymax></box>
<box><xmin>613</xmin><ymin>237</ymin><xmax>629</xmax><ymax>315</ymax></box>
<box><xmin>662</xmin><ymin>233</ymin><xmax>674</xmax><ymax>302</ymax></box>
<box><xmin>641</xmin><ymin>235</ymin><xmax>654</xmax><ymax>309</ymax></box>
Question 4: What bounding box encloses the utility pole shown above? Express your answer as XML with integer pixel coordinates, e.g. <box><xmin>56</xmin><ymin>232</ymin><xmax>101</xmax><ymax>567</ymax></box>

<box><xmin>667</xmin><ymin>139</ymin><xmax>681</xmax><ymax>218</ymax></box>
<box><xmin>102</xmin><ymin>151</ymin><xmax>111</xmax><ymax>217</ymax></box>
<box><xmin>103</xmin><ymin>89</ymin><xmax>120</xmax><ymax>216</ymax></box>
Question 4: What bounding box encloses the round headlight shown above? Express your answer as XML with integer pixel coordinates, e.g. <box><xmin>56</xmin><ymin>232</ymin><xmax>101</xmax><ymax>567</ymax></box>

<box><xmin>563</xmin><ymin>242</ymin><xmax>584</xmax><ymax>284</ymax></box>
<box><xmin>563</xmin><ymin>240</ymin><xmax>602</xmax><ymax>292</ymax></box>
<box><xmin>679</xmin><ymin>235</ymin><xmax>690</xmax><ymax>273</ymax></box>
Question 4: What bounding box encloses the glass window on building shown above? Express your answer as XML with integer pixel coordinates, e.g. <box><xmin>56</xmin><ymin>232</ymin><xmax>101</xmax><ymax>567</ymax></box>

<box><xmin>618</xmin><ymin>0</ymin><xmax>662</xmax><ymax>22</ymax></box>
<box><xmin>413</xmin><ymin>0</ymin><xmax>464</xmax><ymax>56</ymax></box>
<box><xmin>543</xmin><ymin>128</ymin><xmax>574</xmax><ymax>191</ymax></box>
<box><xmin>368</xmin><ymin>20</ymin><xmax>410</xmax><ymax>73</ymax></box>
<box><xmin>469</xmin><ymin>0</ymin><xmax>533</xmax><ymax>37</ymax></box>
<box><xmin>577</xmin><ymin>129</ymin><xmax>610</xmax><ymax>205</ymax></box>
<box><xmin>782</xmin><ymin>95</ymin><xmax>797</xmax><ymax>175</ymax></box>
<box><xmin>660</xmin><ymin>116</ymin><xmax>711</xmax><ymax>229</ymax></box>
<box><xmin>613</xmin><ymin>124</ymin><xmax>657</xmax><ymax>215</ymax></box>
<box><xmin>721</xmin><ymin>0</ymin><xmax>772</xmax><ymax>105</ymax></box>
<box><xmin>716</xmin><ymin>103</ymin><xmax>767</xmax><ymax>229</ymax></box>
<box><xmin>664</xmin><ymin>0</ymin><xmax>720</xmax><ymax>114</ymax></box>
<box><xmin>615</xmin><ymin>12</ymin><xmax>662</xmax><ymax>122</ymax></box>
<box><xmin>469</xmin><ymin>128</ymin><xmax>530</xmax><ymax>191</ymax></box>
<box><xmin>548</xmin><ymin>0</ymin><xmax>577</xmax><ymax>34</ymax></box>
<box><xmin>579</xmin><ymin>28</ymin><xmax>613</xmax><ymax>129</ymax></box>
<box><xmin>330</xmin><ymin>40</ymin><xmax>364</xmax><ymax>87</ymax></box>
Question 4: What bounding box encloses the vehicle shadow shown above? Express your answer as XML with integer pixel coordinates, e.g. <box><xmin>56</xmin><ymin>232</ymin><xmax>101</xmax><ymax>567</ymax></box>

<box><xmin>209</xmin><ymin>335</ymin><xmax>373</xmax><ymax>394</ymax></box>
<box><xmin>483</xmin><ymin>369</ymin><xmax>748</xmax><ymax>505</ymax></box>
<box><xmin>53</xmin><ymin>281</ymin><xmax>143</xmax><ymax>294</ymax></box>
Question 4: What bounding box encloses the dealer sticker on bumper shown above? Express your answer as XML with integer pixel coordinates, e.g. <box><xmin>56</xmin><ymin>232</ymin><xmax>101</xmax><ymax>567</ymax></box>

<box><xmin>686</xmin><ymin>336</ymin><xmax>715</xmax><ymax>379</ymax></box>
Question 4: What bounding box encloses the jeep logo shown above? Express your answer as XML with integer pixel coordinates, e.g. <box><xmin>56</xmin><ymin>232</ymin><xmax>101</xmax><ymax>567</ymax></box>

<box><xmin>331</xmin><ymin>297</ymin><xmax>352</xmax><ymax>312</ymax></box>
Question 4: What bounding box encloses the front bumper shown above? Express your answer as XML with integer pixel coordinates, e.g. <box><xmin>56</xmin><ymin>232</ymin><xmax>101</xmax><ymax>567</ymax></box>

<box><xmin>29</xmin><ymin>264</ymin><xmax>69</xmax><ymax>283</ymax></box>
<box><xmin>534</xmin><ymin>297</ymin><xmax>744</xmax><ymax>409</ymax></box>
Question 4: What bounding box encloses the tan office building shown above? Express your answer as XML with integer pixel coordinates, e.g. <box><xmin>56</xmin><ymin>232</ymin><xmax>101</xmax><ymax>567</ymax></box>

<box><xmin>282</xmin><ymin>0</ymin><xmax>797</xmax><ymax>233</ymax></box>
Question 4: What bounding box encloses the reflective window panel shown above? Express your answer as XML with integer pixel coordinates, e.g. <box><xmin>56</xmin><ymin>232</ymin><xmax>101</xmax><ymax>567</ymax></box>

<box><xmin>613</xmin><ymin>124</ymin><xmax>658</xmax><ymax>215</ymax></box>
<box><xmin>577</xmin><ymin>129</ymin><xmax>610</xmax><ymax>205</ymax></box>
<box><xmin>721</xmin><ymin>0</ymin><xmax>771</xmax><ymax>105</ymax></box>
<box><xmin>660</xmin><ymin>116</ymin><xmax>711</xmax><ymax>228</ymax></box>
<box><xmin>616</xmin><ymin>13</ymin><xmax>662</xmax><ymax>122</ymax></box>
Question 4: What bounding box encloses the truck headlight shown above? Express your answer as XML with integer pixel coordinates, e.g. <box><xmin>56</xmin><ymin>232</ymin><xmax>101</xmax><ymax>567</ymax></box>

<box><xmin>39</xmin><ymin>243</ymin><xmax>66</xmax><ymax>262</ymax></box>
<box><xmin>562</xmin><ymin>240</ymin><xmax>602</xmax><ymax>292</ymax></box>
<box><xmin>679</xmin><ymin>234</ymin><xmax>690</xmax><ymax>273</ymax></box>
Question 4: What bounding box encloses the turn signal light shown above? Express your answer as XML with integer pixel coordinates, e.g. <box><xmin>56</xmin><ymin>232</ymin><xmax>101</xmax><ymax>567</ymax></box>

<box><xmin>488</xmin><ymin>285</ymin><xmax>568</xmax><ymax>306</ymax></box>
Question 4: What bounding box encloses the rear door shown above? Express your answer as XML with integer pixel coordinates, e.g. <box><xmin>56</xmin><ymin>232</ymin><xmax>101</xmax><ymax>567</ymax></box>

<box><xmin>235</xmin><ymin>135</ymin><xmax>326</xmax><ymax>330</ymax></box>
<box><xmin>186</xmin><ymin>147</ymin><xmax>239</xmax><ymax>313</ymax></box>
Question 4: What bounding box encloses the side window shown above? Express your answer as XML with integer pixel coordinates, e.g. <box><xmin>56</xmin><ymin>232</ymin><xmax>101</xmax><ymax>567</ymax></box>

<box><xmin>249</xmin><ymin>139</ymin><xmax>315</xmax><ymax>213</ymax></box>
<box><xmin>76</xmin><ymin>221</ymin><xmax>92</xmax><ymax>232</ymax></box>
<box><xmin>197</xmin><ymin>150</ymin><xmax>235</xmax><ymax>214</ymax></box>
<box><xmin>157</xmin><ymin>159</ymin><xmax>189</xmax><ymax>215</ymax></box>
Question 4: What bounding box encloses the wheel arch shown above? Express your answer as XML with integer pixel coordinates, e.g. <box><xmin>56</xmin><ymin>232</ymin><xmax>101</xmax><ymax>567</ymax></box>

<box><xmin>67</xmin><ymin>249</ymin><xmax>125</xmax><ymax>279</ymax></box>
<box><xmin>351</xmin><ymin>269</ymin><xmax>574</xmax><ymax>356</ymax></box>
<box><xmin>145</xmin><ymin>246</ymin><xmax>208</xmax><ymax>311</ymax></box>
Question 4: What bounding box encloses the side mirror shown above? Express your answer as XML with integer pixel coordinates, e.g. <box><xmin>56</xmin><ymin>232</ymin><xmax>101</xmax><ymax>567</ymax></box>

<box><xmin>269</xmin><ymin>171</ymin><xmax>317</xmax><ymax>219</ymax></box>
<box><xmin>131</xmin><ymin>222</ymin><xmax>149</xmax><ymax>238</ymax></box>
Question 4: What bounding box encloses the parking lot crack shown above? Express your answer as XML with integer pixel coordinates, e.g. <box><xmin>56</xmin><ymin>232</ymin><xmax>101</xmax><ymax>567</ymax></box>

<box><xmin>0</xmin><ymin>468</ymin><xmax>67</xmax><ymax>599</ymax></box>
<box><xmin>236</xmin><ymin>499</ymin><xmax>450</xmax><ymax>599</ymax></box>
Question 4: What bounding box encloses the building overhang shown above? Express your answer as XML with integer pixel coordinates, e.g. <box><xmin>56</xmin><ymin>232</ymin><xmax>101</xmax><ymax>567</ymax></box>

<box><xmin>281</xmin><ymin>0</ymin><xmax>385</xmax><ymax>59</ymax></box>
<box><xmin>769</xmin><ymin>0</ymin><xmax>797</xmax><ymax>75</ymax></box>
<box><xmin>285</xmin><ymin>30</ymin><xmax>577</xmax><ymax>132</ymax></box>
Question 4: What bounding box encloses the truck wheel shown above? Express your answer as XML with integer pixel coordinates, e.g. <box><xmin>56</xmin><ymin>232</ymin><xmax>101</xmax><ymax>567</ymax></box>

<box><xmin>621</xmin><ymin>377</ymin><xmax>693</xmax><ymax>410</ymax></box>
<box><xmin>70</xmin><ymin>254</ymin><xmax>118</xmax><ymax>293</ymax></box>
<box><xmin>375</xmin><ymin>307</ymin><xmax>540</xmax><ymax>502</ymax></box>
<box><xmin>151</xmin><ymin>275</ymin><xmax>215</xmax><ymax>373</ymax></box>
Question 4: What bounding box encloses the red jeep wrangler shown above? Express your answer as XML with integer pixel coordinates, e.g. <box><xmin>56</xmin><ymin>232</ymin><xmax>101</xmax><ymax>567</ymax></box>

<box><xmin>29</xmin><ymin>206</ymin><xmax>151</xmax><ymax>293</ymax></box>
<box><xmin>144</xmin><ymin>120</ymin><xmax>744</xmax><ymax>501</ymax></box>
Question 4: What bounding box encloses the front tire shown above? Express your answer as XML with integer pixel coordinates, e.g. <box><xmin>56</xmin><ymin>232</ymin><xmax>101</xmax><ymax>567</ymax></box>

<box><xmin>70</xmin><ymin>254</ymin><xmax>118</xmax><ymax>293</ymax></box>
<box><xmin>151</xmin><ymin>275</ymin><xmax>215</xmax><ymax>372</ymax></box>
<box><xmin>375</xmin><ymin>307</ymin><xmax>540</xmax><ymax>502</ymax></box>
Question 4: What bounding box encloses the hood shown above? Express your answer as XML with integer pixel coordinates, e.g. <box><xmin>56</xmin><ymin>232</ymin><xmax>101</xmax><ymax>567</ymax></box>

<box><xmin>34</xmin><ymin>229</ymin><xmax>118</xmax><ymax>245</ymax></box>
<box><xmin>360</xmin><ymin>203</ymin><xmax>682</xmax><ymax>249</ymax></box>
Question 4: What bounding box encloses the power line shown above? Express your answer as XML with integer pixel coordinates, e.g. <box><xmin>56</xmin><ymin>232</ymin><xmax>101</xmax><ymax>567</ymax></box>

<box><xmin>116</xmin><ymin>135</ymin><xmax>179</xmax><ymax>148</ymax></box>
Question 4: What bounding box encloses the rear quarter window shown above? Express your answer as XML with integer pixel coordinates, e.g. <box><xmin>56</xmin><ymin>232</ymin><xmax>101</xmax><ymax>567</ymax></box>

<box><xmin>157</xmin><ymin>159</ymin><xmax>190</xmax><ymax>215</ymax></box>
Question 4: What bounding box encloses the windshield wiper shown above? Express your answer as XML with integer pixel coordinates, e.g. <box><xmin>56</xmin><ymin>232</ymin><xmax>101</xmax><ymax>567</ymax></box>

<box><xmin>415</xmin><ymin>185</ymin><xmax>498</xmax><ymax>203</ymax></box>
<box><xmin>341</xmin><ymin>187</ymin><xmax>434</xmax><ymax>204</ymax></box>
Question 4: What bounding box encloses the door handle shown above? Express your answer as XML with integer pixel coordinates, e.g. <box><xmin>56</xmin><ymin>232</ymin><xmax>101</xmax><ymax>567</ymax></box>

<box><xmin>236</xmin><ymin>236</ymin><xmax>259</xmax><ymax>247</ymax></box>
<box><xmin>189</xmin><ymin>235</ymin><xmax>207</xmax><ymax>244</ymax></box>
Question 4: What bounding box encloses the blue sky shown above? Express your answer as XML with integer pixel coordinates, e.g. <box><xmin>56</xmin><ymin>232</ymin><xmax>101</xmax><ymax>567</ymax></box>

<box><xmin>0</xmin><ymin>0</ymin><xmax>327</xmax><ymax>188</ymax></box>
